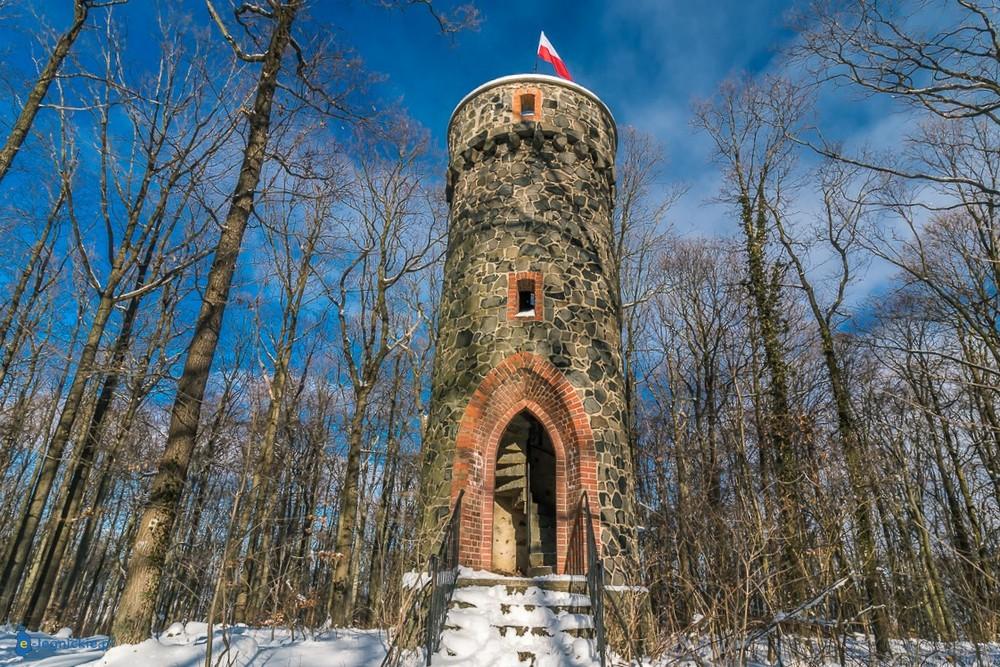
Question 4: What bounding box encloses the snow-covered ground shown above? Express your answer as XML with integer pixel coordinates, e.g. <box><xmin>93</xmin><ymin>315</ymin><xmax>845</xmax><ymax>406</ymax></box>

<box><xmin>3</xmin><ymin>622</ymin><xmax>998</xmax><ymax>666</ymax></box>
<box><xmin>647</xmin><ymin>634</ymin><xmax>1000</xmax><ymax>666</ymax></box>
<box><xmin>0</xmin><ymin>623</ymin><xmax>388</xmax><ymax>666</ymax></box>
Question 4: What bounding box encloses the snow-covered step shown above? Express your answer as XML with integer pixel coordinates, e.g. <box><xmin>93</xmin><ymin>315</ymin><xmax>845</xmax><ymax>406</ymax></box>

<box><xmin>450</xmin><ymin>587</ymin><xmax>592</xmax><ymax>615</ymax></box>
<box><xmin>456</xmin><ymin>574</ymin><xmax>589</xmax><ymax>594</ymax></box>
<box><xmin>430</xmin><ymin>572</ymin><xmax>600</xmax><ymax>666</ymax></box>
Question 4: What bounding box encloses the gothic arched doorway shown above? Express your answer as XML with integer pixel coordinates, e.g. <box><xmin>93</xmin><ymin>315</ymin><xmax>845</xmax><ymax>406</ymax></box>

<box><xmin>491</xmin><ymin>411</ymin><xmax>557</xmax><ymax>575</ymax></box>
<box><xmin>449</xmin><ymin>352</ymin><xmax>600</xmax><ymax>574</ymax></box>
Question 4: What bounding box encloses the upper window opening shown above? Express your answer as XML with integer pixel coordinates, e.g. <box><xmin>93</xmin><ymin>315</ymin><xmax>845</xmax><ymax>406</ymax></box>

<box><xmin>513</xmin><ymin>88</ymin><xmax>543</xmax><ymax>122</ymax></box>
<box><xmin>519</xmin><ymin>94</ymin><xmax>536</xmax><ymax>118</ymax></box>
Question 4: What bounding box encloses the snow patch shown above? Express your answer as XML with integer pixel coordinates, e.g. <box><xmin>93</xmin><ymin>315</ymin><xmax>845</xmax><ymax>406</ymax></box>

<box><xmin>456</xmin><ymin>566</ymin><xmax>586</xmax><ymax>583</ymax></box>
<box><xmin>402</xmin><ymin>570</ymin><xmax>431</xmax><ymax>589</ymax></box>
<box><xmin>0</xmin><ymin>624</ymin><xmax>388</xmax><ymax>667</ymax></box>
<box><xmin>605</xmin><ymin>584</ymin><xmax>649</xmax><ymax>592</ymax></box>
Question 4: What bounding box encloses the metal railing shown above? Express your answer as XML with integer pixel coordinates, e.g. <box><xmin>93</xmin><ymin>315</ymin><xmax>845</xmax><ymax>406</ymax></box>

<box><xmin>566</xmin><ymin>491</ymin><xmax>606</xmax><ymax>667</ymax></box>
<box><xmin>423</xmin><ymin>490</ymin><xmax>462</xmax><ymax>664</ymax></box>
<box><xmin>381</xmin><ymin>490</ymin><xmax>463</xmax><ymax>667</ymax></box>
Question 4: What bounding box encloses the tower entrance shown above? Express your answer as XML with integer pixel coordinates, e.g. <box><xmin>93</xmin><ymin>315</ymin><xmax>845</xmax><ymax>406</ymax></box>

<box><xmin>491</xmin><ymin>412</ymin><xmax>556</xmax><ymax>575</ymax></box>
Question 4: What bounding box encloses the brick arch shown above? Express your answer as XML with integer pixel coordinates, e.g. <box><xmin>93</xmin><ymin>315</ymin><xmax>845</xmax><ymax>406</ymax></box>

<box><xmin>451</xmin><ymin>352</ymin><xmax>599</xmax><ymax>574</ymax></box>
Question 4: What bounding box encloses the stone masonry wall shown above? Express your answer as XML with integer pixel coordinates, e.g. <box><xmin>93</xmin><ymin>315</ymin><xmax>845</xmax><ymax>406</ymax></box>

<box><xmin>418</xmin><ymin>75</ymin><xmax>638</xmax><ymax>583</ymax></box>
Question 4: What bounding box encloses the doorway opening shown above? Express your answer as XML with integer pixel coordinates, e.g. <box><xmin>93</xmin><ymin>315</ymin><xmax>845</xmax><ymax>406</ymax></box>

<box><xmin>491</xmin><ymin>411</ymin><xmax>557</xmax><ymax>575</ymax></box>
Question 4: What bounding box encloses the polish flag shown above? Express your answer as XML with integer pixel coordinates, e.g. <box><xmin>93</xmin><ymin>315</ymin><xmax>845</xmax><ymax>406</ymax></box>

<box><xmin>537</xmin><ymin>31</ymin><xmax>572</xmax><ymax>81</ymax></box>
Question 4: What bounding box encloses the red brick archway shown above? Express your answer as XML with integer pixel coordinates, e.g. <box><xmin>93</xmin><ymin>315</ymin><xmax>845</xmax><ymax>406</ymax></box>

<box><xmin>450</xmin><ymin>352</ymin><xmax>599</xmax><ymax>574</ymax></box>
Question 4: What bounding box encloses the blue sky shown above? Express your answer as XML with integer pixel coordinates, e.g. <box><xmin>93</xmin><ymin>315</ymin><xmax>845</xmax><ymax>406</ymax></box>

<box><xmin>25</xmin><ymin>0</ymin><xmax>817</xmax><ymax>176</ymax></box>
<box><xmin>317</xmin><ymin>0</ymin><xmax>905</xmax><ymax>248</ymax></box>
<box><xmin>0</xmin><ymin>0</ymin><xmax>913</xmax><ymax>313</ymax></box>
<box><xmin>332</xmin><ymin>0</ymin><xmax>804</xmax><ymax>179</ymax></box>
<box><xmin>2</xmin><ymin>0</ymin><xmax>895</xmax><ymax>223</ymax></box>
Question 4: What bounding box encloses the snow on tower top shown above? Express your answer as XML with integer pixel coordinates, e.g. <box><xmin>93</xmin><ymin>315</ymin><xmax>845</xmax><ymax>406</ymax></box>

<box><xmin>447</xmin><ymin>74</ymin><xmax>617</xmax><ymax>147</ymax></box>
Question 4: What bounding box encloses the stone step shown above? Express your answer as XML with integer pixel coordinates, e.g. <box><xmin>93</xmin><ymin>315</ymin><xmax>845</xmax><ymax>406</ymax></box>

<box><xmin>448</xmin><ymin>598</ymin><xmax>592</xmax><ymax>616</ymax></box>
<box><xmin>457</xmin><ymin>615</ymin><xmax>594</xmax><ymax>640</ymax></box>
<box><xmin>442</xmin><ymin>626</ymin><xmax>590</xmax><ymax>648</ymax></box>
<box><xmin>564</xmin><ymin>626</ymin><xmax>596</xmax><ymax>639</ymax></box>
<box><xmin>456</xmin><ymin>576</ymin><xmax>588</xmax><ymax>594</ymax></box>
<box><xmin>436</xmin><ymin>627</ymin><xmax>582</xmax><ymax>663</ymax></box>
<box><xmin>494</xmin><ymin>463</ymin><xmax>526</xmax><ymax>479</ymax></box>
<box><xmin>497</xmin><ymin>451</ymin><xmax>526</xmax><ymax>465</ymax></box>
<box><xmin>495</xmin><ymin>477</ymin><xmax>527</xmax><ymax>495</ymax></box>
<box><xmin>496</xmin><ymin>625</ymin><xmax>553</xmax><ymax>638</ymax></box>
<box><xmin>499</xmin><ymin>440</ymin><xmax>524</xmax><ymax>454</ymax></box>
<box><xmin>434</xmin><ymin>579</ymin><xmax>599</xmax><ymax>666</ymax></box>
<box><xmin>450</xmin><ymin>587</ymin><xmax>588</xmax><ymax>604</ymax></box>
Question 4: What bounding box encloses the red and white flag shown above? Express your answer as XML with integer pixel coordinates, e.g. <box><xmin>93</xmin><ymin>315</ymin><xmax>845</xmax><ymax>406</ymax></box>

<box><xmin>537</xmin><ymin>31</ymin><xmax>572</xmax><ymax>81</ymax></box>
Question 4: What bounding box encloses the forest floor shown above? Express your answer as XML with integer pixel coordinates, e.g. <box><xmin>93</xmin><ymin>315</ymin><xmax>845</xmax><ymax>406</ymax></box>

<box><xmin>2</xmin><ymin>623</ymin><xmax>999</xmax><ymax>666</ymax></box>
<box><xmin>653</xmin><ymin>634</ymin><xmax>1000</xmax><ymax>666</ymax></box>
<box><xmin>0</xmin><ymin>623</ymin><xmax>388</xmax><ymax>666</ymax></box>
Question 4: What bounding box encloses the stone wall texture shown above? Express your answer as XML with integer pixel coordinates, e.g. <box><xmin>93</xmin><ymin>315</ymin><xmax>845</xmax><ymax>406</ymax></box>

<box><xmin>418</xmin><ymin>75</ymin><xmax>638</xmax><ymax>583</ymax></box>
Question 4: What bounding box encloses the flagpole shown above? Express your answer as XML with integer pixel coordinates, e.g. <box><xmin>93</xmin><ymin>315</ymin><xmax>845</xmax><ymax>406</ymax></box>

<box><xmin>533</xmin><ymin>32</ymin><xmax>538</xmax><ymax>73</ymax></box>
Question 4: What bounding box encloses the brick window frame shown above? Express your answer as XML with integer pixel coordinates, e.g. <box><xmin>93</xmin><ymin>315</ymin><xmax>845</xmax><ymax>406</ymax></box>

<box><xmin>449</xmin><ymin>352</ymin><xmax>600</xmax><ymax>574</ymax></box>
<box><xmin>512</xmin><ymin>87</ymin><xmax>543</xmax><ymax>123</ymax></box>
<box><xmin>507</xmin><ymin>271</ymin><xmax>543</xmax><ymax>321</ymax></box>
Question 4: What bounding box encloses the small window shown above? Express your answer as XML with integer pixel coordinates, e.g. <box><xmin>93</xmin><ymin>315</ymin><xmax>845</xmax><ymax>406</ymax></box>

<box><xmin>513</xmin><ymin>88</ymin><xmax>543</xmax><ymax>122</ymax></box>
<box><xmin>518</xmin><ymin>285</ymin><xmax>536</xmax><ymax>315</ymax></box>
<box><xmin>509</xmin><ymin>272</ymin><xmax>542</xmax><ymax>321</ymax></box>
<box><xmin>519</xmin><ymin>93</ymin><xmax>536</xmax><ymax>118</ymax></box>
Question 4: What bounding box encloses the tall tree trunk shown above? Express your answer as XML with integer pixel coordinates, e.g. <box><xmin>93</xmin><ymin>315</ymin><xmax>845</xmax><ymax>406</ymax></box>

<box><xmin>330</xmin><ymin>385</ymin><xmax>372</xmax><ymax>626</ymax></box>
<box><xmin>366</xmin><ymin>356</ymin><xmax>403</xmax><ymax>623</ymax></box>
<box><xmin>0</xmin><ymin>122</ymin><xmax>176</xmax><ymax>617</ymax></box>
<box><xmin>0</xmin><ymin>185</ymin><xmax>64</xmax><ymax>383</ymax></box>
<box><xmin>774</xmin><ymin>215</ymin><xmax>893</xmax><ymax>654</ymax></box>
<box><xmin>739</xmin><ymin>187</ymin><xmax>807</xmax><ymax>601</ymax></box>
<box><xmin>22</xmin><ymin>242</ymin><xmax>160</xmax><ymax>629</ymax></box>
<box><xmin>110</xmin><ymin>4</ymin><xmax>297</xmax><ymax>644</ymax></box>
<box><xmin>0</xmin><ymin>289</ymin><xmax>116</xmax><ymax>619</ymax></box>
<box><xmin>49</xmin><ymin>283</ymin><xmax>173</xmax><ymax>629</ymax></box>
<box><xmin>0</xmin><ymin>1</ymin><xmax>89</xmax><ymax>184</ymax></box>
<box><xmin>47</xmin><ymin>448</ymin><xmax>114</xmax><ymax>629</ymax></box>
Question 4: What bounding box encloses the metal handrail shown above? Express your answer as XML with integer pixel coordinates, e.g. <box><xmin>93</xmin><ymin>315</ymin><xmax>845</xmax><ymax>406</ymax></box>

<box><xmin>381</xmin><ymin>490</ymin><xmax>463</xmax><ymax>667</ymax></box>
<box><xmin>566</xmin><ymin>491</ymin><xmax>606</xmax><ymax>667</ymax></box>
<box><xmin>424</xmin><ymin>490</ymin><xmax>462</xmax><ymax>664</ymax></box>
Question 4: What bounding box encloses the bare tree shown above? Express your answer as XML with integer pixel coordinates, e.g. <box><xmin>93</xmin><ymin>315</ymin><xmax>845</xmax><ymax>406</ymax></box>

<box><xmin>321</xmin><ymin>119</ymin><xmax>444</xmax><ymax>626</ymax></box>
<box><xmin>694</xmin><ymin>76</ymin><xmax>815</xmax><ymax>607</ymax></box>
<box><xmin>0</xmin><ymin>18</ymin><xmax>235</xmax><ymax>622</ymax></box>
<box><xmin>0</xmin><ymin>0</ymin><xmax>124</xmax><ymax>184</ymax></box>
<box><xmin>611</xmin><ymin>127</ymin><xmax>679</xmax><ymax>471</ymax></box>
<box><xmin>793</xmin><ymin>0</ymin><xmax>1000</xmax><ymax>197</ymax></box>
<box><xmin>111</xmin><ymin>1</ymin><xmax>302</xmax><ymax>644</ymax></box>
<box><xmin>770</xmin><ymin>157</ymin><xmax>894</xmax><ymax>654</ymax></box>
<box><xmin>230</xmin><ymin>158</ymin><xmax>340</xmax><ymax>623</ymax></box>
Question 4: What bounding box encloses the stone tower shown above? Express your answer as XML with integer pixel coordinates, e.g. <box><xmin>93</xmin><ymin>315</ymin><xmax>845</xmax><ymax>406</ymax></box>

<box><xmin>419</xmin><ymin>74</ymin><xmax>637</xmax><ymax>583</ymax></box>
